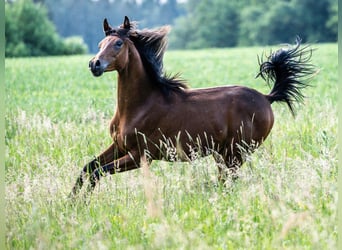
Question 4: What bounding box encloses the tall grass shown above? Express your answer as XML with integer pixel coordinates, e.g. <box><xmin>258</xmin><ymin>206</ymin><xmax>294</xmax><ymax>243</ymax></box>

<box><xmin>5</xmin><ymin>43</ymin><xmax>337</xmax><ymax>249</ymax></box>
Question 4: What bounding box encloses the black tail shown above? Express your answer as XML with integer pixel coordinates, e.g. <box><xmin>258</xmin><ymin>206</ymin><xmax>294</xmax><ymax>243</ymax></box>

<box><xmin>257</xmin><ymin>37</ymin><xmax>316</xmax><ymax>116</ymax></box>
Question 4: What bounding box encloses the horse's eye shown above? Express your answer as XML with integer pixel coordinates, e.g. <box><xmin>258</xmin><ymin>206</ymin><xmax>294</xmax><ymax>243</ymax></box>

<box><xmin>114</xmin><ymin>40</ymin><xmax>123</xmax><ymax>49</ymax></box>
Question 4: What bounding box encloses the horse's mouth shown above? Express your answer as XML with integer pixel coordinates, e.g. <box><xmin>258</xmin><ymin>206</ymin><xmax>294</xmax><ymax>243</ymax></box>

<box><xmin>91</xmin><ymin>68</ymin><xmax>104</xmax><ymax>77</ymax></box>
<box><xmin>89</xmin><ymin>59</ymin><xmax>105</xmax><ymax>77</ymax></box>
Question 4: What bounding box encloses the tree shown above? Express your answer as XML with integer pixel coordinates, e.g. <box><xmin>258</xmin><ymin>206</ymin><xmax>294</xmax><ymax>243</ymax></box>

<box><xmin>171</xmin><ymin>0</ymin><xmax>337</xmax><ymax>49</ymax></box>
<box><xmin>259</xmin><ymin>1</ymin><xmax>301</xmax><ymax>45</ymax></box>
<box><xmin>238</xmin><ymin>6</ymin><xmax>265</xmax><ymax>46</ymax></box>
<box><xmin>170</xmin><ymin>0</ymin><xmax>239</xmax><ymax>49</ymax></box>
<box><xmin>326</xmin><ymin>0</ymin><xmax>338</xmax><ymax>41</ymax></box>
<box><xmin>5</xmin><ymin>0</ymin><xmax>87</xmax><ymax>57</ymax></box>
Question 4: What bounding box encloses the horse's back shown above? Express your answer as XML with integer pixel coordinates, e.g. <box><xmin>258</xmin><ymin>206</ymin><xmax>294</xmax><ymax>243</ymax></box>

<box><xmin>183</xmin><ymin>85</ymin><xmax>274</xmax><ymax>143</ymax></box>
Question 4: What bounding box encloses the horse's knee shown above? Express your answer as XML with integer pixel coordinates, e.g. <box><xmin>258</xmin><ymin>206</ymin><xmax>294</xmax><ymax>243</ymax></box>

<box><xmin>82</xmin><ymin>157</ymin><xmax>100</xmax><ymax>174</ymax></box>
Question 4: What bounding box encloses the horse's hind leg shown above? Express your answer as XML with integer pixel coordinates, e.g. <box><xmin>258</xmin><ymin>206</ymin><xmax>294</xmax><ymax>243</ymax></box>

<box><xmin>213</xmin><ymin>150</ymin><xmax>242</xmax><ymax>185</ymax></box>
<box><xmin>70</xmin><ymin>143</ymin><xmax>119</xmax><ymax>197</ymax></box>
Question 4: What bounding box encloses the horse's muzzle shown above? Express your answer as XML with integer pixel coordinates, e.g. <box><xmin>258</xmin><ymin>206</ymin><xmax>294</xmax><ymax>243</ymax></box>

<box><xmin>89</xmin><ymin>59</ymin><xmax>104</xmax><ymax>77</ymax></box>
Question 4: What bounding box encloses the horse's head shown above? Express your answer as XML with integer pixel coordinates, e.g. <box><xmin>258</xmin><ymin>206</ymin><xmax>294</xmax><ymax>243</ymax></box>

<box><xmin>89</xmin><ymin>16</ymin><xmax>134</xmax><ymax>77</ymax></box>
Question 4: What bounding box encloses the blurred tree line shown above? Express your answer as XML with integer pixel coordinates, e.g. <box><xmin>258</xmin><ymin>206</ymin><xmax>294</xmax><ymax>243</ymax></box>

<box><xmin>42</xmin><ymin>0</ymin><xmax>185</xmax><ymax>53</ymax></box>
<box><xmin>170</xmin><ymin>0</ymin><xmax>337</xmax><ymax>48</ymax></box>
<box><xmin>5</xmin><ymin>0</ymin><xmax>337</xmax><ymax>57</ymax></box>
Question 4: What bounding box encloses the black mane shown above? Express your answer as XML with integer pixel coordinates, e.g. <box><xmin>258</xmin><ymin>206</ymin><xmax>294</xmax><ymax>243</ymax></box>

<box><xmin>128</xmin><ymin>26</ymin><xmax>188</xmax><ymax>95</ymax></box>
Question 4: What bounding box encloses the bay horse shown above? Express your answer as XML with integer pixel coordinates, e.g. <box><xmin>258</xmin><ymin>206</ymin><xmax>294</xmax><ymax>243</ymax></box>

<box><xmin>70</xmin><ymin>16</ymin><xmax>315</xmax><ymax>197</ymax></box>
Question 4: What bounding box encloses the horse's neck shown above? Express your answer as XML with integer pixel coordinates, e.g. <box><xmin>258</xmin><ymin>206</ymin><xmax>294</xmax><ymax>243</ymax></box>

<box><xmin>116</xmin><ymin>49</ymin><xmax>155</xmax><ymax>114</ymax></box>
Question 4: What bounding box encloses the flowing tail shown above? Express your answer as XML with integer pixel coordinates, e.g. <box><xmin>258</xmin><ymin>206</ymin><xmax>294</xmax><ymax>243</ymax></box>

<box><xmin>257</xmin><ymin>37</ymin><xmax>316</xmax><ymax>115</ymax></box>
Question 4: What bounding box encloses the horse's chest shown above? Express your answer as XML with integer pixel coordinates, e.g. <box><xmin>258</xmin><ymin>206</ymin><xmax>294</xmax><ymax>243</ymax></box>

<box><xmin>111</xmin><ymin>119</ymin><xmax>142</xmax><ymax>152</ymax></box>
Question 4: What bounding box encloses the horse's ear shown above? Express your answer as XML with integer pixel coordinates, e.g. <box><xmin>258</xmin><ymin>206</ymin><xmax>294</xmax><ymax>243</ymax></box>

<box><xmin>123</xmin><ymin>16</ymin><xmax>130</xmax><ymax>29</ymax></box>
<box><xmin>103</xmin><ymin>18</ymin><xmax>112</xmax><ymax>36</ymax></box>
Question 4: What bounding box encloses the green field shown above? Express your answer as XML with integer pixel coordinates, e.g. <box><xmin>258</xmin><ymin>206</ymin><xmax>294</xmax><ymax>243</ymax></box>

<box><xmin>5</xmin><ymin>43</ymin><xmax>337</xmax><ymax>249</ymax></box>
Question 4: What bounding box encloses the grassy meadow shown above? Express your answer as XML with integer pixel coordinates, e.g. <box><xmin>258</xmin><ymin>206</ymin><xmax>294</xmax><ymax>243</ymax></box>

<box><xmin>5</xmin><ymin>43</ymin><xmax>337</xmax><ymax>249</ymax></box>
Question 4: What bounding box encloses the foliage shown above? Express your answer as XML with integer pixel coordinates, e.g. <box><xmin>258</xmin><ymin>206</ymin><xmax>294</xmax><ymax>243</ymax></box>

<box><xmin>62</xmin><ymin>36</ymin><xmax>89</xmax><ymax>56</ymax></box>
<box><xmin>5</xmin><ymin>0</ymin><xmax>88</xmax><ymax>57</ymax></box>
<box><xmin>5</xmin><ymin>43</ymin><xmax>337</xmax><ymax>248</ymax></box>
<box><xmin>171</xmin><ymin>0</ymin><xmax>239</xmax><ymax>49</ymax></box>
<box><xmin>170</xmin><ymin>0</ymin><xmax>338</xmax><ymax>48</ymax></box>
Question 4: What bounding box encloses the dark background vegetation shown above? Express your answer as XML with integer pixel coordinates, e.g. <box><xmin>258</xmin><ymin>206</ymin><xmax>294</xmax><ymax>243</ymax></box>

<box><xmin>5</xmin><ymin>0</ymin><xmax>337</xmax><ymax>57</ymax></box>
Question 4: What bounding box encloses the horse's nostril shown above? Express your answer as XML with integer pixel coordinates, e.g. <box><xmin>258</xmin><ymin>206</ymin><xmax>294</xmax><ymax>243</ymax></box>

<box><xmin>95</xmin><ymin>60</ymin><xmax>101</xmax><ymax>67</ymax></box>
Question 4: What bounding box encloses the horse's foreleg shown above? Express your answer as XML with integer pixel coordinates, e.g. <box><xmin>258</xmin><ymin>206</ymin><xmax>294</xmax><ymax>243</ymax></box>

<box><xmin>87</xmin><ymin>152</ymin><xmax>140</xmax><ymax>192</ymax></box>
<box><xmin>70</xmin><ymin>157</ymin><xmax>99</xmax><ymax>197</ymax></box>
<box><xmin>70</xmin><ymin>143</ymin><xmax>120</xmax><ymax>197</ymax></box>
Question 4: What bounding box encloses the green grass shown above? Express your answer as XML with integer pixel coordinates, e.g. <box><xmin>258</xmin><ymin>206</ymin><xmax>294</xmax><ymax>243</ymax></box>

<box><xmin>5</xmin><ymin>43</ymin><xmax>337</xmax><ymax>249</ymax></box>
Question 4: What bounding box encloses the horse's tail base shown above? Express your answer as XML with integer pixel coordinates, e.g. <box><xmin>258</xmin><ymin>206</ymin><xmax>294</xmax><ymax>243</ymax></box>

<box><xmin>257</xmin><ymin>37</ymin><xmax>316</xmax><ymax>116</ymax></box>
